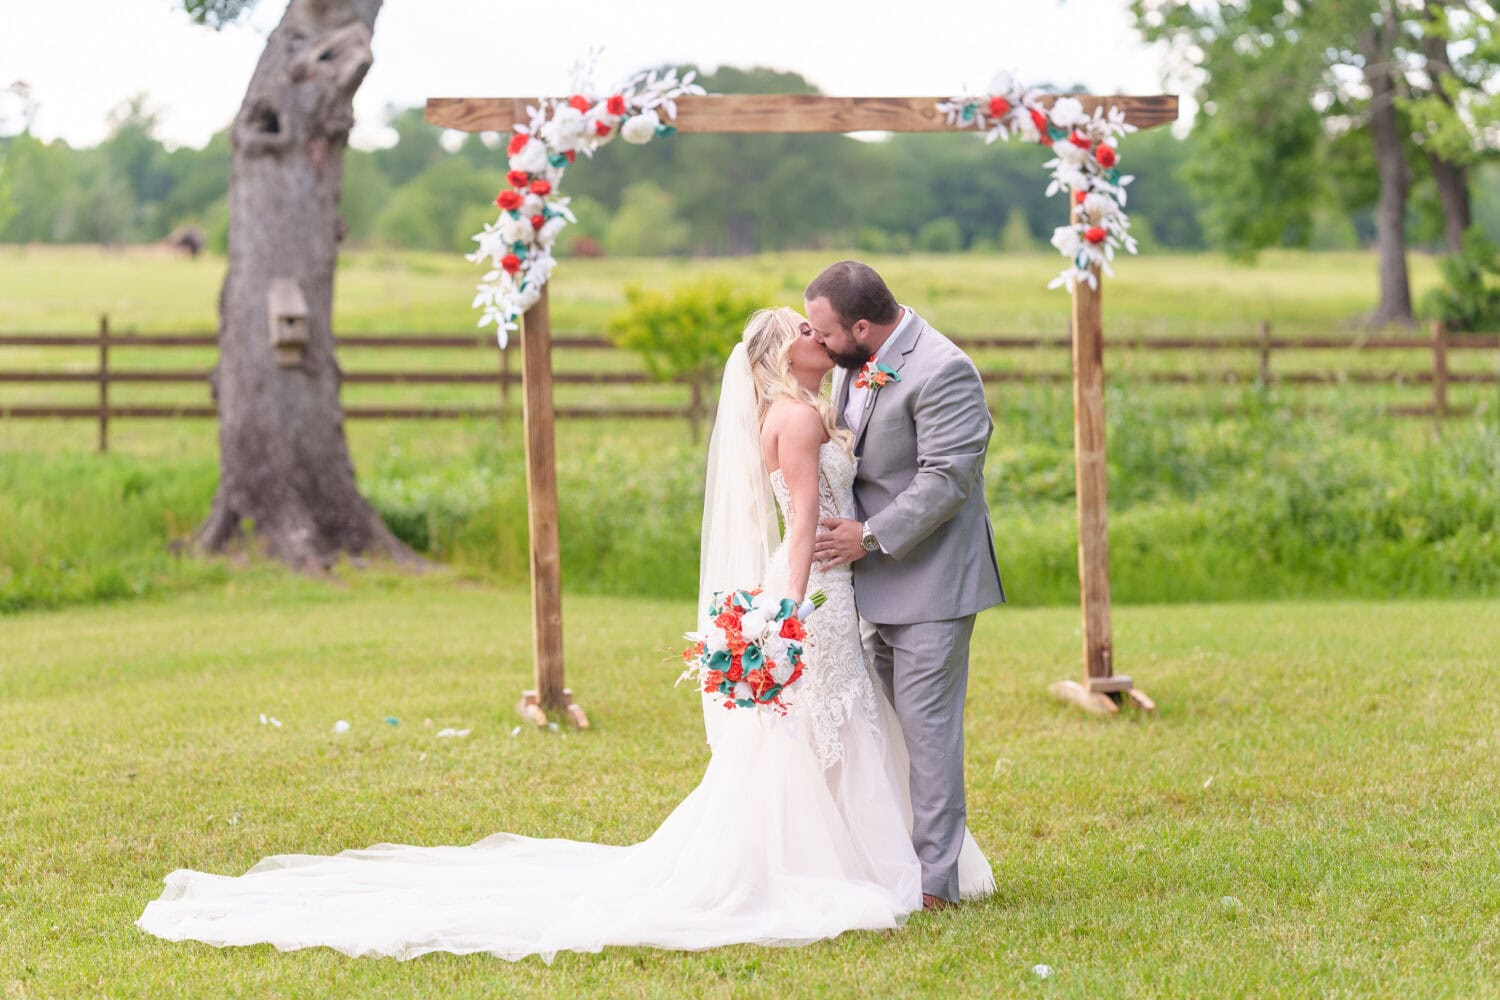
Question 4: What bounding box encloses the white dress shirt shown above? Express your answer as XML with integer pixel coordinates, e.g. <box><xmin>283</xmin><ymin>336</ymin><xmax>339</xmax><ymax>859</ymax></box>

<box><xmin>842</xmin><ymin>305</ymin><xmax>913</xmax><ymax>432</ymax></box>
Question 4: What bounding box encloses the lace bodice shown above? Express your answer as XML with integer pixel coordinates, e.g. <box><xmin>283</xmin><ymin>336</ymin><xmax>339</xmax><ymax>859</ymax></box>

<box><xmin>768</xmin><ymin>441</ymin><xmax>858</xmax><ymax>527</ymax></box>
<box><xmin>764</xmin><ymin>441</ymin><xmax>879</xmax><ymax>769</ymax></box>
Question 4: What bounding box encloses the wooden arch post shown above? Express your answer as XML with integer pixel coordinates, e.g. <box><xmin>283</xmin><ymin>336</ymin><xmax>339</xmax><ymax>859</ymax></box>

<box><xmin>425</xmin><ymin>92</ymin><xmax>1177</xmax><ymax>724</ymax></box>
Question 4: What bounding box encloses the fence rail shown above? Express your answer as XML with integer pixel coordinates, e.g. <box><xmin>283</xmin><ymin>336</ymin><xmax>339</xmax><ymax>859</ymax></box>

<box><xmin>2</xmin><ymin>317</ymin><xmax>1496</xmax><ymax>451</ymax></box>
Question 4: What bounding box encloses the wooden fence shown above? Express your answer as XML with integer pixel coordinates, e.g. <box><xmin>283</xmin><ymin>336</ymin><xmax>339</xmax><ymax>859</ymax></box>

<box><xmin>1</xmin><ymin>317</ymin><xmax>1496</xmax><ymax>451</ymax></box>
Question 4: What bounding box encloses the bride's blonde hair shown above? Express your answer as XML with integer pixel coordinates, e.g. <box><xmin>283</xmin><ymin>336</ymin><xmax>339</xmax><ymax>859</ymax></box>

<box><xmin>742</xmin><ymin>306</ymin><xmax>852</xmax><ymax>453</ymax></box>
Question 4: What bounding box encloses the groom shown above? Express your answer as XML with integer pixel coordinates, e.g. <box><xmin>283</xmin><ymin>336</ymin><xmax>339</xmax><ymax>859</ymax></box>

<box><xmin>806</xmin><ymin>260</ymin><xmax>1005</xmax><ymax>911</ymax></box>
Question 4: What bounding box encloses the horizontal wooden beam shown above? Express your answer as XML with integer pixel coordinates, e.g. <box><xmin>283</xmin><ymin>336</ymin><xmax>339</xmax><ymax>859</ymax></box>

<box><xmin>424</xmin><ymin>94</ymin><xmax>1179</xmax><ymax>135</ymax></box>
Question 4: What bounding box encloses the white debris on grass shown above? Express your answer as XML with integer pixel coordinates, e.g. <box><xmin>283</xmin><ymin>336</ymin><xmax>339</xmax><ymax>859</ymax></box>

<box><xmin>332</xmin><ymin>720</ymin><xmax>351</xmax><ymax>735</ymax></box>
<box><xmin>436</xmin><ymin>728</ymin><xmax>471</xmax><ymax>738</ymax></box>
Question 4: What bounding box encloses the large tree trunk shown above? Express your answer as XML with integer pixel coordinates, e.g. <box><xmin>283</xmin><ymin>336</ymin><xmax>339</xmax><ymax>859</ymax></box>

<box><xmin>197</xmin><ymin>0</ymin><xmax>414</xmax><ymax>568</ymax></box>
<box><xmin>1361</xmin><ymin>23</ymin><xmax>1415</xmax><ymax>326</ymax></box>
<box><xmin>1420</xmin><ymin>1</ymin><xmax>1473</xmax><ymax>252</ymax></box>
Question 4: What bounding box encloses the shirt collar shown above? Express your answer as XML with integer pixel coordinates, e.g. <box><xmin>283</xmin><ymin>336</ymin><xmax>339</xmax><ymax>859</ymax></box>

<box><xmin>869</xmin><ymin>306</ymin><xmax>913</xmax><ymax>366</ymax></box>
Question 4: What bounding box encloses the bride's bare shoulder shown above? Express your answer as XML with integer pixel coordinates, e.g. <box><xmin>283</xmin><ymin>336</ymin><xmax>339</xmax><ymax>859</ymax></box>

<box><xmin>765</xmin><ymin>397</ymin><xmax>823</xmax><ymax>437</ymax></box>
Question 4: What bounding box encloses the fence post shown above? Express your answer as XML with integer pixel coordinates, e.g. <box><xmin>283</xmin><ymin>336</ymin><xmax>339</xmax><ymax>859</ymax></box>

<box><xmin>1432</xmin><ymin>319</ymin><xmax>1448</xmax><ymax>422</ymax></box>
<box><xmin>1257</xmin><ymin>319</ymin><xmax>1272</xmax><ymax>387</ymax></box>
<box><xmin>688</xmin><ymin>373</ymin><xmax>705</xmax><ymax>442</ymax></box>
<box><xmin>98</xmin><ymin>314</ymin><xmax>109</xmax><ymax>453</ymax></box>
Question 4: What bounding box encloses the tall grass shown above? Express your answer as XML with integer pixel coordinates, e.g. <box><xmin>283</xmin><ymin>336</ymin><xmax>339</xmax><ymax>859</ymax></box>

<box><xmin>11</xmin><ymin>392</ymin><xmax>1488</xmax><ymax>615</ymax></box>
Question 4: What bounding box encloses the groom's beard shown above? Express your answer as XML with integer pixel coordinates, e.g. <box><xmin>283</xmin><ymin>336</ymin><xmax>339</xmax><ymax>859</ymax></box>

<box><xmin>825</xmin><ymin>345</ymin><xmax>868</xmax><ymax>371</ymax></box>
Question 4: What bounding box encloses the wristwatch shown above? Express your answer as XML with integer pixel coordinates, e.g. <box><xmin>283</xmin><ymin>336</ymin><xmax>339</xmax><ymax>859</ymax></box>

<box><xmin>860</xmin><ymin>521</ymin><xmax>881</xmax><ymax>553</ymax></box>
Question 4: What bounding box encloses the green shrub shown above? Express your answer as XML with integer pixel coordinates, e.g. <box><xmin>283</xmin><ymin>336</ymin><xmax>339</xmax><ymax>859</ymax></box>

<box><xmin>606</xmin><ymin>277</ymin><xmax>766</xmax><ymax>383</ymax></box>
<box><xmin>1421</xmin><ymin>226</ymin><xmax>1500</xmax><ymax>331</ymax></box>
<box><xmin>916</xmin><ymin>218</ymin><xmax>963</xmax><ymax>253</ymax></box>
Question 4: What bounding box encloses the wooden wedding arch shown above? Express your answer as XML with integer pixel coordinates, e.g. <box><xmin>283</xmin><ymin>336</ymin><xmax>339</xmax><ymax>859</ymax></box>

<box><xmin>424</xmin><ymin>92</ymin><xmax>1179</xmax><ymax>723</ymax></box>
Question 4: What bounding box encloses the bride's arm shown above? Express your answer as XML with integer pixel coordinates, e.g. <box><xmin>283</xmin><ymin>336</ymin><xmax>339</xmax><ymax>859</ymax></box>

<box><xmin>774</xmin><ymin>404</ymin><xmax>825</xmax><ymax>603</ymax></box>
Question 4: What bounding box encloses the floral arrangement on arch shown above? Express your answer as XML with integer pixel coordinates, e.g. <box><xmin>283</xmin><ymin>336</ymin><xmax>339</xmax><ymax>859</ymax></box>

<box><xmin>467</xmin><ymin>65</ymin><xmax>705</xmax><ymax>346</ymax></box>
<box><xmin>938</xmin><ymin>71</ymin><xmax>1138</xmax><ymax>291</ymax></box>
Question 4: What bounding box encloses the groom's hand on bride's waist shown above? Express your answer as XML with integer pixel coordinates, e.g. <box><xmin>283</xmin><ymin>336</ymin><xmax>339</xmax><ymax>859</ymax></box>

<box><xmin>814</xmin><ymin>517</ymin><xmax>868</xmax><ymax>570</ymax></box>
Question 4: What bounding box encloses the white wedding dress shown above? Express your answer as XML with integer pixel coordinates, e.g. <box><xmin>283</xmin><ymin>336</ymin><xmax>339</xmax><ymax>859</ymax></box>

<box><xmin>135</xmin><ymin>442</ymin><xmax>994</xmax><ymax>963</ymax></box>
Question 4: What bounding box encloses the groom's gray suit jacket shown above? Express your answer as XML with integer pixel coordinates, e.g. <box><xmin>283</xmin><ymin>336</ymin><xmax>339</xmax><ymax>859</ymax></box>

<box><xmin>835</xmin><ymin>311</ymin><xmax>1005</xmax><ymax>625</ymax></box>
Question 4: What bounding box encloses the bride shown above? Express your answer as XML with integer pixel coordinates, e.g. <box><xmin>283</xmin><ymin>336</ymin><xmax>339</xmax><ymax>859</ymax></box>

<box><xmin>136</xmin><ymin>307</ymin><xmax>994</xmax><ymax>962</ymax></box>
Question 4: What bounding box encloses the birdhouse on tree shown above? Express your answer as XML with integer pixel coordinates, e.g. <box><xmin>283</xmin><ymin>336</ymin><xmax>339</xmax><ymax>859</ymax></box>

<box><xmin>267</xmin><ymin>278</ymin><xmax>309</xmax><ymax>367</ymax></box>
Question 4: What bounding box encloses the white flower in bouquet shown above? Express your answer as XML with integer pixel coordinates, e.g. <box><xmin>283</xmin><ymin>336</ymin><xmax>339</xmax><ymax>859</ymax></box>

<box><xmin>498</xmin><ymin>213</ymin><xmax>535</xmax><ymax>246</ymax></box>
<box><xmin>702</xmin><ymin>625</ymin><xmax>730</xmax><ymax>654</ymax></box>
<box><xmin>527</xmin><ymin>251</ymin><xmax>556</xmax><ymax>288</ymax></box>
<box><xmin>509</xmin><ymin>137</ymin><xmax>550</xmax><ymax>175</ymax></box>
<box><xmin>989</xmin><ymin>70</ymin><xmax>1016</xmax><ymax>97</ymax></box>
<box><xmin>513</xmin><ymin>282</ymin><xmax>543</xmax><ymax>313</ymax></box>
<box><xmin>739</xmin><ymin>609</ymin><xmax>773</xmax><ymax>640</ymax></box>
<box><xmin>1054</xmin><ymin>140</ymin><xmax>1088</xmax><ymax>166</ymax></box>
<box><xmin>470</xmin><ymin>221</ymin><xmax>509</xmax><ymax>263</ymax></box>
<box><xmin>1049</xmin><ymin>96</ymin><xmax>1087</xmax><ymax>129</ymax></box>
<box><xmin>541</xmin><ymin>106</ymin><xmax>589</xmax><ymax>151</ymax></box>
<box><xmin>761</xmin><ymin>635</ymin><xmax>789</xmax><ymax>665</ymax></box>
<box><xmin>537</xmin><ymin>216</ymin><xmax>567</xmax><ymax>246</ymax></box>
<box><xmin>1051</xmin><ymin>225</ymin><xmax>1082</xmax><ymax>258</ymax></box>
<box><xmin>769</xmin><ymin>661</ymin><xmax>794</xmax><ymax>686</ymax></box>
<box><xmin>732</xmin><ymin>681</ymin><xmax>754</xmax><ymax>702</ymax></box>
<box><xmin>621</xmin><ymin>109</ymin><xmax>660</xmax><ymax>144</ymax></box>
<box><xmin>1083</xmin><ymin>192</ymin><xmax>1115</xmax><ymax>225</ymax></box>
<box><xmin>521</xmin><ymin>193</ymin><xmax>546</xmax><ymax>217</ymax></box>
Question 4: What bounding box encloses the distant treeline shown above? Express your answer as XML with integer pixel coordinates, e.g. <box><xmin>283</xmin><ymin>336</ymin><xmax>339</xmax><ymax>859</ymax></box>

<box><xmin>3</xmin><ymin>67</ymin><xmax>1499</xmax><ymax>256</ymax></box>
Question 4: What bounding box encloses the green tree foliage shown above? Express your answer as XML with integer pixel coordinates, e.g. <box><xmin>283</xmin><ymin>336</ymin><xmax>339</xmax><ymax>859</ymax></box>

<box><xmin>603</xmin><ymin>182</ymin><xmax>690</xmax><ymax>257</ymax></box>
<box><xmin>0</xmin><ymin>134</ymin><xmax>75</xmax><ymax>241</ymax></box>
<box><xmin>374</xmin><ymin>157</ymin><xmax>502</xmax><ymax>251</ymax></box>
<box><xmin>997</xmin><ymin>209</ymin><xmax>1037</xmax><ymax>253</ymax></box>
<box><xmin>916</xmin><ymin>217</ymin><xmax>963</xmax><ymax>253</ymax></box>
<box><xmin>607</xmin><ymin>277</ymin><xmax>765</xmax><ymax>383</ymax></box>
<box><xmin>340</xmin><ymin>148</ymin><xmax>392</xmax><ymax>244</ymax></box>
<box><xmin>1421</xmin><ymin>226</ymin><xmax>1500</xmax><ymax>331</ymax></box>
<box><xmin>373</xmin><ymin>106</ymin><xmax>445</xmax><ymax>187</ymax></box>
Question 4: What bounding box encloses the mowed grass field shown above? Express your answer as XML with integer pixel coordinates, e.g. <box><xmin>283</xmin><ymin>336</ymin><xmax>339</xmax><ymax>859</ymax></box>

<box><xmin>1</xmin><ymin>575</ymin><xmax>1497</xmax><ymax>997</ymax></box>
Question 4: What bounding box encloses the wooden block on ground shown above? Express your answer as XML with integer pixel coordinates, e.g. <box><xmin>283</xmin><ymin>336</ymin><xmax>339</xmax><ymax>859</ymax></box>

<box><xmin>1087</xmin><ymin>674</ymin><xmax>1133</xmax><ymax>694</ymax></box>
<box><xmin>1048</xmin><ymin>679</ymin><xmax>1118</xmax><ymax>716</ymax></box>
<box><xmin>517</xmin><ymin>690</ymin><xmax>548</xmax><ymax>728</ymax></box>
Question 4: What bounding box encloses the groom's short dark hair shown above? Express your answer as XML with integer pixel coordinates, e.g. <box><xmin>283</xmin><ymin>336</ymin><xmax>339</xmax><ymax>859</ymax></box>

<box><xmin>805</xmin><ymin>261</ymin><xmax>900</xmax><ymax>330</ymax></box>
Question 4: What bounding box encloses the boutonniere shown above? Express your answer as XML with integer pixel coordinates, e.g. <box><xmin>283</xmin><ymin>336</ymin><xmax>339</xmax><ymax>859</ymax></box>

<box><xmin>854</xmin><ymin>355</ymin><xmax>901</xmax><ymax>391</ymax></box>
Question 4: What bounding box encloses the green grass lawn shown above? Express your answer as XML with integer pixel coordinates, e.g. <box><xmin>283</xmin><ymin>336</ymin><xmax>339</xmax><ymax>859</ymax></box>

<box><xmin>3</xmin><ymin>571</ymin><xmax>1497</xmax><ymax>997</ymax></box>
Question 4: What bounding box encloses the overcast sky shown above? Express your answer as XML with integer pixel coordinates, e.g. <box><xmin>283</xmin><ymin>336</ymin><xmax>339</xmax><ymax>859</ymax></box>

<box><xmin>0</xmin><ymin>0</ymin><xmax>1182</xmax><ymax>150</ymax></box>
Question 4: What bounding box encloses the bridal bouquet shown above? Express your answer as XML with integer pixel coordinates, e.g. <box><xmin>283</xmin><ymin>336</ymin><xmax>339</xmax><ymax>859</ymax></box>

<box><xmin>680</xmin><ymin>588</ymin><xmax>827</xmax><ymax>713</ymax></box>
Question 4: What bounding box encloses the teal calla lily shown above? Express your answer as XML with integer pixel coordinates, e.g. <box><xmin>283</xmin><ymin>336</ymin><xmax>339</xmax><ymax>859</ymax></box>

<box><xmin>742</xmin><ymin>645</ymin><xmax>763</xmax><ymax>671</ymax></box>
<box><xmin>707</xmin><ymin>649</ymin><xmax>732</xmax><ymax>671</ymax></box>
